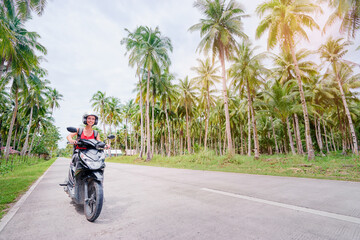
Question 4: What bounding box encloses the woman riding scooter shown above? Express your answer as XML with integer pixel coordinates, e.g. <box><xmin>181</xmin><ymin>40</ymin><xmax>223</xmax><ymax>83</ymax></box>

<box><xmin>63</xmin><ymin>113</ymin><xmax>112</xmax><ymax>222</ymax></box>
<box><xmin>67</xmin><ymin>113</ymin><xmax>101</xmax><ymax>144</ymax></box>
<box><xmin>66</xmin><ymin>113</ymin><xmax>107</xmax><ymax>187</ymax></box>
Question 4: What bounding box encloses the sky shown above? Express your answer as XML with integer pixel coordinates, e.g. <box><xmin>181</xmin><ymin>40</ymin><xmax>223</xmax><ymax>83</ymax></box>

<box><xmin>25</xmin><ymin>0</ymin><xmax>359</xmax><ymax>148</ymax></box>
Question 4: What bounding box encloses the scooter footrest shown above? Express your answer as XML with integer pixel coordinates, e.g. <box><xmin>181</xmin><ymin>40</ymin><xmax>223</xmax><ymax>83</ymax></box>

<box><xmin>59</xmin><ymin>183</ymin><xmax>67</xmax><ymax>186</ymax></box>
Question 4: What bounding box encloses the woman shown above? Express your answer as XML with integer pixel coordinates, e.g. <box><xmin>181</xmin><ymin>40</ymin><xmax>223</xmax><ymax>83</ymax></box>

<box><xmin>67</xmin><ymin>113</ymin><xmax>101</xmax><ymax>145</ymax></box>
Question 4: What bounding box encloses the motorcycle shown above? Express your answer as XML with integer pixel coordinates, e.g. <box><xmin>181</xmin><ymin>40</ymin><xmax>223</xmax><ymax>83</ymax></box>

<box><xmin>60</xmin><ymin>127</ymin><xmax>115</xmax><ymax>222</ymax></box>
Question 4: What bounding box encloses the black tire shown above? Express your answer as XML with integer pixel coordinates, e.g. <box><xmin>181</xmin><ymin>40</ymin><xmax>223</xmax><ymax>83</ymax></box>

<box><xmin>84</xmin><ymin>180</ymin><xmax>103</xmax><ymax>222</ymax></box>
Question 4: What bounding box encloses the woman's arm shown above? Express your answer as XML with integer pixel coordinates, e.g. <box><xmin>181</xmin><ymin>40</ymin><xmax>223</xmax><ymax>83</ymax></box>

<box><xmin>96</xmin><ymin>133</ymin><xmax>101</xmax><ymax>141</ymax></box>
<box><xmin>67</xmin><ymin>128</ymin><xmax>78</xmax><ymax>144</ymax></box>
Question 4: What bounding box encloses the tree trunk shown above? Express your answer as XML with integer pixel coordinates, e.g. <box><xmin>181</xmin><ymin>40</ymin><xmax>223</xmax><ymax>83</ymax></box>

<box><xmin>204</xmin><ymin>90</ymin><xmax>210</xmax><ymax>150</ymax></box>
<box><xmin>164</xmin><ymin>102</ymin><xmax>171</xmax><ymax>157</ymax></box>
<box><xmin>180</xmin><ymin>130</ymin><xmax>183</xmax><ymax>155</ymax></box>
<box><xmin>146</xmin><ymin>70</ymin><xmax>152</xmax><ymax>161</ymax></box>
<box><xmin>16</xmin><ymin>126</ymin><xmax>24</xmax><ymax>151</ymax></box>
<box><xmin>139</xmin><ymin>74</ymin><xmax>144</xmax><ymax>158</ymax></box>
<box><xmin>13</xmin><ymin>127</ymin><xmax>18</xmax><ymax>151</ymax></box>
<box><xmin>334</xmin><ymin>63</ymin><xmax>358</xmax><ymax>155</ymax></box>
<box><xmin>27</xmin><ymin>127</ymin><xmax>37</xmax><ymax>156</ymax></box>
<box><xmin>270</xmin><ymin>116</ymin><xmax>279</xmax><ymax>154</ymax></box>
<box><xmin>337</xmin><ymin>105</ymin><xmax>346</xmax><ymax>154</ymax></box>
<box><xmin>218</xmin><ymin>44</ymin><xmax>233</xmax><ymax>154</ymax></box>
<box><xmin>240</xmin><ymin>125</ymin><xmax>244</xmax><ymax>155</ymax></box>
<box><xmin>286</xmin><ymin>116</ymin><xmax>296</xmax><ymax>155</ymax></box>
<box><xmin>218</xmin><ymin>126</ymin><xmax>222</xmax><ymax>155</ymax></box>
<box><xmin>151</xmin><ymin>93</ymin><xmax>155</xmax><ymax>158</ymax></box>
<box><xmin>322</xmin><ymin>119</ymin><xmax>330</xmax><ymax>153</ymax></box>
<box><xmin>247</xmin><ymin>103</ymin><xmax>252</xmax><ymax>157</ymax></box>
<box><xmin>294</xmin><ymin>114</ymin><xmax>304</xmax><ymax>154</ymax></box>
<box><xmin>315</xmin><ymin>118</ymin><xmax>324</xmax><ymax>155</ymax></box>
<box><xmin>125</xmin><ymin>119</ymin><xmax>128</xmax><ymax>155</ymax></box>
<box><xmin>250</xmin><ymin>103</ymin><xmax>260</xmax><ymax>159</ymax></box>
<box><xmin>185</xmin><ymin>102</ymin><xmax>191</xmax><ymax>154</ymax></box>
<box><xmin>267</xmin><ymin>132</ymin><xmax>273</xmax><ymax>155</ymax></box>
<box><xmin>5</xmin><ymin>91</ymin><xmax>19</xmax><ymax>160</ymax></box>
<box><xmin>247</xmin><ymin>81</ymin><xmax>259</xmax><ymax>159</ymax></box>
<box><xmin>289</xmin><ymin>41</ymin><xmax>315</xmax><ymax>160</ymax></box>
<box><xmin>21</xmin><ymin>106</ymin><xmax>34</xmax><ymax>156</ymax></box>
<box><xmin>331</xmin><ymin>128</ymin><xmax>337</xmax><ymax>151</ymax></box>
<box><xmin>161</xmin><ymin>134</ymin><xmax>164</xmax><ymax>156</ymax></box>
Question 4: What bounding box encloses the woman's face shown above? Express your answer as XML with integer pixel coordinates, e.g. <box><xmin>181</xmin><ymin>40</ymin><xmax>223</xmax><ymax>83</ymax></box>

<box><xmin>87</xmin><ymin>116</ymin><xmax>96</xmax><ymax>126</ymax></box>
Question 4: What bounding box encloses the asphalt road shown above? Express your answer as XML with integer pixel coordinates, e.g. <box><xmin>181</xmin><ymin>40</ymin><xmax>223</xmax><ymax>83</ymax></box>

<box><xmin>0</xmin><ymin>157</ymin><xmax>359</xmax><ymax>240</ymax></box>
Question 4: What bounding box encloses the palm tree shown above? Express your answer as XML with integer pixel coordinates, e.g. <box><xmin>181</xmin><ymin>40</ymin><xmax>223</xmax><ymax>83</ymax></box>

<box><xmin>190</xmin><ymin>0</ymin><xmax>248</xmax><ymax>155</ymax></box>
<box><xmin>121</xmin><ymin>27</ymin><xmax>146</xmax><ymax>158</ymax></box>
<box><xmin>229</xmin><ymin>41</ymin><xmax>266</xmax><ymax>159</ymax></box>
<box><xmin>263</xmin><ymin>80</ymin><xmax>299</xmax><ymax>154</ymax></box>
<box><xmin>91</xmin><ymin>91</ymin><xmax>108</xmax><ymax>137</ymax></box>
<box><xmin>158</xmin><ymin>68</ymin><xmax>176</xmax><ymax>156</ymax></box>
<box><xmin>191</xmin><ymin>58</ymin><xmax>220</xmax><ymax>150</ymax></box>
<box><xmin>256</xmin><ymin>0</ymin><xmax>322</xmax><ymax>160</ymax></box>
<box><xmin>47</xmin><ymin>88</ymin><xmax>63</xmax><ymax>116</ymax></box>
<box><xmin>2</xmin><ymin>28</ymin><xmax>45</xmax><ymax>160</ymax></box>
<box><xmin>1</xmin><ymin>0</ymin><xmax>48</xmax><ymax>20</ymax></box>
<box><xmin>324</xmin><ymin>0</ymin><xmax>360</xmax><ymax>39</ymax></box>
<box><xmin>131</xmin><ymin>26</ymin><xmax>172</xmax><ymax>161</ymax></box>
<box><xmin>178</xmin><ymin>76</ymin><xmax>198</xmax><ymax>154</ymax></box>
<box><xmin>20</xmin><ymin>70</ymin><xmax>47</xmax><ymax>155</ymax></box>
<box><xmin>123</xmin><ymin>99</ymin><xmax>137</xmax><ymax>154</ymax></box>
<box><xmin>319</xmin><ymin>38</ymin><xmax>360</xmax><ymax>154</ymax></box>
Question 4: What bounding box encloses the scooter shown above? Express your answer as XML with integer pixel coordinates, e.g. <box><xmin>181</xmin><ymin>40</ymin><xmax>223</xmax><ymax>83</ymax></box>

<box><xmin>60</xmin><ymin>127</ymin><xmax>115</xmax><ymax>222</ymax></box>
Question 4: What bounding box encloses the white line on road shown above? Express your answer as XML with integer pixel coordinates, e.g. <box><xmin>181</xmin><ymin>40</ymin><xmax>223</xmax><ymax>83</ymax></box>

<box><xmin>201</xmin><ymin>188</ymin><xmax>360</xmax><ymax>225</ymax></box>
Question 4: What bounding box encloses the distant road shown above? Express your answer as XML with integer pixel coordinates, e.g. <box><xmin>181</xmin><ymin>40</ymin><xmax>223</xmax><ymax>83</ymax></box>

<box><xmin>0</xmin><ymin>158</ymin><xmax>359</xmax><ymax>240</ymax></box>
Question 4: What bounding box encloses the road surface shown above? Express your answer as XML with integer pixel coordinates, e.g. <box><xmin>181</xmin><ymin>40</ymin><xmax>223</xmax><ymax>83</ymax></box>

<box><xmin>0</xmin><ymin>157</ymin><xmax>359</xmax><ymax>239</ymax></box>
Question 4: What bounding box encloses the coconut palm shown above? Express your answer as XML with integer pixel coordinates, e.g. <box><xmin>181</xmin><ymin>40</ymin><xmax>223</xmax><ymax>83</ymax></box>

<box><xmin>121</xmin><ymin>27</ymin><xmax>146</xmax><ymax>158</ymax></box>
<box><xmin>190</xmin><ymin>0</ymin><xmax>248</xmax><ymax>155</ymax></box>
<box><xmin>324</xmin><ymin>0</ymin><xmax>360</xmax><ymax>39</ymax></box>
<box><xmin>178</xmin><ymin>76</ymin><xmax>198</xmax><ymax>154</ymax></box>
<box><xmin>263</xmin><ymin>80</ymin><xmax>299</xmax><ymax>154</ymax></box>
<box><xmin>47</xmin><ymin>88</ymin><xmax>63</xmax><ymax>116</ymax></box>
<box><xmin>228</xmin><ymin>41</ymin><xmax>266</xmax><ymax>159</ymax></box>
<box><xmin>256</xmin><ymin>0</ymin><xmax>322</xmax><ymax>160</ymax></box>
<box><xmin>132</xmin><ymin>26</ymin><xmax>172</xmax><ymax>161</ymax></box>
<box><xmin>191</xmin><ymin>58</ymin><xmax>220</xmax><ymax>150</ymax></box>
<box><xmin>158</xmin><ymin>68</ymin><xmax>176</xmax><ymax>156</ymax></box>
<box><xmin>1</xmin><ymin>0</ymin><xmax>48</xmax><ymax>20</ymax></box>
<box><xmin>20</xmin><ymin>70</ymin><xmax>47</xmax><ymax>155</ymax></box>
<box><xmin>91</xmin><ymin>91</ymin><xmax>108</xmax><ymax>137</ymax></box>
<box><xmin>123</xmin><ymin>99</ymin><xmax>137</xmax><ymax>154</ymax></box>
<box><xmin>319</xmin><ymin>37</ymin><xmax>359</xmax><ymax>155</ymax></box>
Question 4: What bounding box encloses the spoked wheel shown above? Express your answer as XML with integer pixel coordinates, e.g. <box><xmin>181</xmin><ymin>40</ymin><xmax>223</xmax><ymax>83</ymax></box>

<box><xmin>84</xmin><ymin>180</ymin><xmax>103</xmax><ymax>222</ymax></box>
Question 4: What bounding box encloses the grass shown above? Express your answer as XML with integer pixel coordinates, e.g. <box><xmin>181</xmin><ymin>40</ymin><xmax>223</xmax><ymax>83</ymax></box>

<box><xmin>0</xmin><ymin>157</ymin><xmax>56</xmax><ymax>220</ymax></box>
<box><xmin>107</xmin><ymin>151</ymin><xmax>360</xmax><ymax>182</ymax></box>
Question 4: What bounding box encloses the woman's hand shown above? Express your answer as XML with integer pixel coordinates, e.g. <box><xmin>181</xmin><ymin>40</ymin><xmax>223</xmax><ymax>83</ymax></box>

<box><xmin>69</xmin><ymin>139</ymin><xmax>77</xmax><ymax>144</ymax></box>
<box><xmin>105</xmin><ymin>144</ymin><xmax>110</xmax><ymax>149</ymax></box>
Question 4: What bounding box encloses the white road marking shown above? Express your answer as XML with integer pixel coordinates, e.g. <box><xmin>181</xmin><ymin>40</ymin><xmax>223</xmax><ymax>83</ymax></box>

<box><xmin>0</xmin><ymin>164</ymin><xmax>53</xmax><ymax>233</ymax></box>
<box><xmin>201</xmin><ymin>188</ymin><xmax>360</xmax><ymax>225</ymax></box>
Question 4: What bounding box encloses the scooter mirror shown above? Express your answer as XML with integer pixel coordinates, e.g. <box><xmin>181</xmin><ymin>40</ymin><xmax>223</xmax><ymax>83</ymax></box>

<box><xmin>67</xmin><ymin>127</ymin><xmax>77</xmax><ymax>133</ymax></box>
<box><xmin>107</xmin><ymin>135</ymin><xmax>115</xmax><ymax>140</ymax></box>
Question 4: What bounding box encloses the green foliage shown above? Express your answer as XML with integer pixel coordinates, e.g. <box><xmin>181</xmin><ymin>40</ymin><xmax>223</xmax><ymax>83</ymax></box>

<box><xmin>31</xmin><ymin>124</ymin><xmax>61</xmax><ymax>157</ymax></box>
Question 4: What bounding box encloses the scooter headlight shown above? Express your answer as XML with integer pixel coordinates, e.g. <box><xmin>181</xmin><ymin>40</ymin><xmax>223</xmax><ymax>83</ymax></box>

<box><xmin>80</xmin><ymin>153</ymin><xmax>103</xmax><ymax>169</ymax></box>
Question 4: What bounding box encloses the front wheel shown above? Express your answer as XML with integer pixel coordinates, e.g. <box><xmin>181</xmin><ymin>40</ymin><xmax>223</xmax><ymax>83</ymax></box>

<box><xmin>84</xmin><ymin>180</ymin><xmax>103</xmax><ymax>222</ymax></box>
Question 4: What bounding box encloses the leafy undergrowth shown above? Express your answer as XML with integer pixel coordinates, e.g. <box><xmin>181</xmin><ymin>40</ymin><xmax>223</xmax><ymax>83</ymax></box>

<box><xmin>0</xmin><ymin>158</ymin><xmax>56</xmax><ymax>220</ymax></box>
<box><xmin>107</xmin><ymin>151</ymin><xmax>360</xmax><ymax>182</ymax></box>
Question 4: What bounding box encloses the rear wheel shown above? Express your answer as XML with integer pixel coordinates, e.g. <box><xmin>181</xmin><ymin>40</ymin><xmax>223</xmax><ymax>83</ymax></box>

<box><xmin>84</xmin><ymin>180</ymin><xmax>103</xmax><ymax>222</ymax></box>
